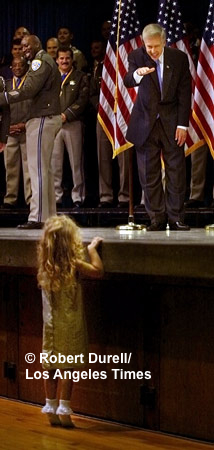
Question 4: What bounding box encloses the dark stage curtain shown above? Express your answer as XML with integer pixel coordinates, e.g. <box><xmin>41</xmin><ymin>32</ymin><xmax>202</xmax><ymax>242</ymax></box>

<box><xmin>0</xmin><ymin>0</ymin><xmax>114</xmax><ymax>61</ymax></box>
<box><xmin>0</xmin><ymin>0</ymin><xmax>209</xmax><ymax>62</ymax></box>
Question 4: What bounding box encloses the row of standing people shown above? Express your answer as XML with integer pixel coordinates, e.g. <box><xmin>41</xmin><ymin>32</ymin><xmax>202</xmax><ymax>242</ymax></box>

<box><xmin>0</xmin><ymin>24</ymin><xmax>131</xmax><ymax>224</ymax></box>
<box><xmin>0</xmin><ymin>25</ymin><xmax>211</xmax><ymax>230</ymax></box>
<box><xmin>1</xmin><ymin>42</ymin><xmax>130</xmax><ymax>213</ymax></box>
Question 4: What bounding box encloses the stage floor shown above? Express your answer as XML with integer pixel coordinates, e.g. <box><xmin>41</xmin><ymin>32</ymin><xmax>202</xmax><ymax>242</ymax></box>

<box><xmin>0</xmin><ymin>398</ymin><xmax>211</xmax><ymax>450</ymax></box>
<box><xmin>0</xmin><ymin>226</ymin><xmax>214</xmax><ymax>280</ymax></box>
<box><xmin>0</xmin><ymin>204</ymin><xmax>214</xmax><ymax>228</ymax></box>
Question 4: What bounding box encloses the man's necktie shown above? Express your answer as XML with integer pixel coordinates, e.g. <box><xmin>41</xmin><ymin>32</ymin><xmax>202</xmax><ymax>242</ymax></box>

<box><xmin>16</xmin><ymin>77</ymin><xmax>21</xmax><ymax>88</ymax></box>
<box><xmin>156</xmin><ymin>60</ymin><xmax>162</xmax><ymax>94</ymax></box>
<box><xmin>61</xmin><ymin>73</ymin><xmax>67</xmax><ymax>82</ymax></box>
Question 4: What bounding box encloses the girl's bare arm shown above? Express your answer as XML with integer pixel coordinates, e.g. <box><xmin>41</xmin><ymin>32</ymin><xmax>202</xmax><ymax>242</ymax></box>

<box><xmin>76</xmin><ymin>237</ymin><xmax>104</xmax><ymax>279</ymax></box>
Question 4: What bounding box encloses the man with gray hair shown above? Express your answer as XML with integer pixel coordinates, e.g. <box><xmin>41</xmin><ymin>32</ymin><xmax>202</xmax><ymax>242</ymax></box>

<box><xmin>124</xmin><ymin>23</ymin><xmax>191</xmax><ymax>231</ymax></box>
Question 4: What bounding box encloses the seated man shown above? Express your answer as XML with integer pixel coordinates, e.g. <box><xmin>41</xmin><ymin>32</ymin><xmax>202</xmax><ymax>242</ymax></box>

<box><xmin>52</xmin><ymin>46</ymin><xmax>89</xmax><ymax>207</ymax></box>
<box><xmin>3</xmin><ymin>56</ymin><xmax>31</xmax><ymax>208</ymax></box>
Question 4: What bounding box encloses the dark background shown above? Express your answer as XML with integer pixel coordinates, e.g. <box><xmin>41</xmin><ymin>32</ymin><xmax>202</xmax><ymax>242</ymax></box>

<box><xmin>0</xmin><ymin>0</ymin><xmax>212</xmax><ymax>206</ymax></box>
<box><xmin>0</xmin><ymin>0</ymin><xmax>211</xmax><ymax>60</ymax></box>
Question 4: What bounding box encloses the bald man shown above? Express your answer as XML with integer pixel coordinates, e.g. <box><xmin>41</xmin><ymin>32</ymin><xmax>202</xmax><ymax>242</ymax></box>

<box><xmin>0</xmin><ymin>35</ymin><xmax>61</xmax><ymax>228</ymax></box>
<box><xmin>46</xmin><ymin>37</ymin><xmax>59</xmax><ymax>60</ymax></box>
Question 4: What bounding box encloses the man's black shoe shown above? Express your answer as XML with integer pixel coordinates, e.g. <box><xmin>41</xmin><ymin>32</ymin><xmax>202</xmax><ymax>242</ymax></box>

<box><xmin>147</xmin><ymin>222</ymin><xmax>167</xmax><ymax>231</ymax></box>
<box><xmin>73</xmin><ymin>201</ymin><xmax>83</xmax><ymax>208</ymax></box>
<box><xmin>169</xmin><ymin>221</ymin><xmax>190</xmax><ymax>231</ymax></box>
<box><xmin>98</xmin><ymin>202</ymin><xmax>114</xmax><ymax>208</ymax></box>
<box><xmin>1</xmin><ymin>203</ymin><xmax>16</xmax><ymax>209</ymax></box>
<box><xmin>17</xmin><ymin>221</ymin><xmax>44</xmax><ymax>230</ymax></box>
<box><xmin>134</xmin><ymin>203</ymin><xmax>145</xmax><ymax>209</ymax></box>
<box><xmin>117</xmin><ymin>201</ymin><xmax>129</xmax><ymax>208</ymax></box>
<box><xmin>185</xmin><ymin>199</ymin><xmax>204</xmax><ymax>208</ymax></box>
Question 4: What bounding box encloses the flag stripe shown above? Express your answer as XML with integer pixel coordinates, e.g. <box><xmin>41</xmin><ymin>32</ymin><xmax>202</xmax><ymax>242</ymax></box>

<box><xmin>195</xmin><ymin>80</ymin><xmax>214</xmax><ymax>120</ymax></box>
<box><xmin>198</xmin><ymin>50</ymin><xmax>214</xmax><ymax>88</ymax></box>
<box><xmin>192</xmin><ymin>0</ymin><xmax>214</xmax><ymax>157</ymax></box>
<box><xmin>194</xmin><ymin>98</ymin><xmax>214</xmax><ymax>144</ymax></box>
<box><xmin>98</xmin><ymin>0</ymin><xmax>142</xmax><ymax>157</ymax></box>
<box><xmin>157</xmin><ymin>0</ymin><xmax>204</xmax><ymax>156</ymax></box>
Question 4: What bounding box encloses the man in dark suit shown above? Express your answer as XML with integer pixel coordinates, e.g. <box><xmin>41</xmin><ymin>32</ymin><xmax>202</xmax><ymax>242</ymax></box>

<box><xmin>124</xmin><ymin>24</ymin><xmax>191</xmax><ymax>231</ymax></box>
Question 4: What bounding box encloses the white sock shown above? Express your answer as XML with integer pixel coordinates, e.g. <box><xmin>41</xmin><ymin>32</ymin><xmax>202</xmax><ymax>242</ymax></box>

<box><xmin>46</xmin><ymin>398</ymin><xmax>58</xmax><ymax>408</ymax></box>
<box><xmin>57</xmin><ymin>399</ymin><xmax>73</xmax><ymax>415</ymax></box>
<box><xmin>42</xmin><ymin>398</ymin><xmax>58</xmax><ymax>414</ymax></box>
<box><xmin>59</xmin><ymin>400</ymin><xmax>70</xmax><ymax>409</ymax></box>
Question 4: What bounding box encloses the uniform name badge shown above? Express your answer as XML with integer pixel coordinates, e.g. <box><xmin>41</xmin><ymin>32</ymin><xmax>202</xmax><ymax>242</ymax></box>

<box><xmin>32</xmin><ymin>60</ymin><xmax>42</xmax><ymax>71</ymax></box>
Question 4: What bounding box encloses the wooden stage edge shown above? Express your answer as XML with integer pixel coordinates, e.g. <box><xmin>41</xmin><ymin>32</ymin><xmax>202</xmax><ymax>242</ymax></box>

<box><xmin>1</xmin><ymin>226</ymin><xmax>214</xmax><ymax>280</ymax></box>
<box><xmin>1</xmin><ymin>228</ymin><xmax>214</xmax><ymax>443</ymax></box>
<box><xmin>0</xmin><ymin>397</ymin><xmax>212</xmax><ymax>450</ymax></box>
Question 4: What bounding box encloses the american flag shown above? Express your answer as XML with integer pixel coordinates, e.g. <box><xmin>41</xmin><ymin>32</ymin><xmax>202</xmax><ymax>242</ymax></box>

<box><xmin>157</xmin><ymin>0</ymin><xmax>205</xmax><ymax>155</ymax></box>
<box><xmin>98</xmin><ymin>0</ymin><xmax>142</xmax><ymax>158</ymax></box>
<box><xmin>192</xmin><ymin>0</ymin><xmax>214</xmax><ymax>158</ymax></box>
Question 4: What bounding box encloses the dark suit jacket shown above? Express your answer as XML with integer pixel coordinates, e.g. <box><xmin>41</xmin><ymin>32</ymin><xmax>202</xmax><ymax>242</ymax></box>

<box><xmin>123</xmin><ymin>46</ymin><xmax>191</xmax><ymax>148</ymax></box>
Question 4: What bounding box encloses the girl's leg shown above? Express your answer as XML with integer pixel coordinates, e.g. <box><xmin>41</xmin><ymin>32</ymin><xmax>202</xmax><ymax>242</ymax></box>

<box><xmin>44</xmin><ymin>369</ymin><xmax>58</xmax><ymax>399</ymax></box>
<box><xmin>42</xmin><ymin>370</ymin><xmax>61</xmax><ymax>426</ymax></box>
<box><xmin>57</xmin><ymin>370</ymin><xmax>74</xmax><ymax>427</ymax></box>
<box><xmin>59</xmin><ymin>370</ymin><xmax>73</xmax><ymax>400</ymax></box>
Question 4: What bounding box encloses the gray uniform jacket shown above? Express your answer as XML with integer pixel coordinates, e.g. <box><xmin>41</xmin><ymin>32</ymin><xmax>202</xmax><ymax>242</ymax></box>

<box><xmin>60</xmin><ymin>69</ymin><xmax>89</xmax><ymax>122</ymax></box>
<box><xmin>6</xmin><ymin>78</ymin><xmax>32</xmax><ymax>127</ymax></box>
<box><xmin>0</xmin><ymin>76</ymin><xmax>10</xmax><ymax>142</ymax></box>
<box><xmin>0</xmin><ymin>50</ymin><xmax>61</xmax><ymax>118</ymax></box>
<box><xmin>89</xmin><ymin>61</ymin><xmax>103</xmax><ymax>111</ymax></box>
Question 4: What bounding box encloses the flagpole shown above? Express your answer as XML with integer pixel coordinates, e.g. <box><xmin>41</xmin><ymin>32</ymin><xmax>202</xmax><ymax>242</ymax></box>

<box><xmin>114</xmin><ymin>0</ymin><xmax>145</xmax><ymax>231</ymax></box>
<box><xmin>98</xmin><ymin>0</ymin><xmax>145</xmax><ymax>230</ymax></box>
<box><xmin>116</xmin><ymin>146</ymin><xmax>146</xmax><ymax>231</ymax></box>
<box><xmin>113</xmin><ymin>0</ymin><xmax>121</xmax><ymax>114</ymax></box>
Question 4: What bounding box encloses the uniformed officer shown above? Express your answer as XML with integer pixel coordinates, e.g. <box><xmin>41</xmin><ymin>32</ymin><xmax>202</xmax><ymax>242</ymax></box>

<box><xmin>46</xmin><ymin>37</ymin><xmax>59</xmax><ymax>61</ymax></box>
<box><xmin>0</xmin><ymin>35</ymin><xmax>62</xmax><ymax>228</ymax></box>
<box><xmin>3</xmin><ymin>56</ymin><xmax>31</xmax><ymax>208</ymax></box>
<box><xmin>57</xmin><ymin>27</ymin><xmax>87</xmax><ymax>71</ymax></box>
<box><xmin>52</xmin><ymin>46</ymin><xmax>89</xmax><ymax>207</ymax></box>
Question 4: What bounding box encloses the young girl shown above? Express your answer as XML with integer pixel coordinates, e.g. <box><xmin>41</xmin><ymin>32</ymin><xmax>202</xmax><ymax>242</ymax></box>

<box><xmin>37</xmin><ymin>215</ymin><xmax>104</xmax><ymax>427</ymax></box>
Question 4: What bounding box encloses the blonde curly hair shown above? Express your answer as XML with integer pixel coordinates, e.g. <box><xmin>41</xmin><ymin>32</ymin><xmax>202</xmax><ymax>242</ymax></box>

<box><xmin>37</xmin><ymin>215</ymin><xmax>85</xmax><ymax>292</ymax></box>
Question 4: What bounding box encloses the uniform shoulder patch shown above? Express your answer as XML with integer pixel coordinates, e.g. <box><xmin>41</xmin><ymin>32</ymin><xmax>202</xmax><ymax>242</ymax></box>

<box><xmin>31</xmin><ymin>59</ymin><xmax>42</xmax><ymax>71</ymax></box>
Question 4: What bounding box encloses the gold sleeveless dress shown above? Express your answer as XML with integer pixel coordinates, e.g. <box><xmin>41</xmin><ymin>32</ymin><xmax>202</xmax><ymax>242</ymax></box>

<box><xmin>42</xmin><ymin>281</ymin><xmax>88</xmax><ymax>370</ymax></box>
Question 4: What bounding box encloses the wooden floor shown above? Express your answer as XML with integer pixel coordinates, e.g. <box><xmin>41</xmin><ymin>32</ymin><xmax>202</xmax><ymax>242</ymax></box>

<box><xmin>0</xmin><ymin>398</ymin><xmax>212</xmax><ymax>450</ymax></box>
